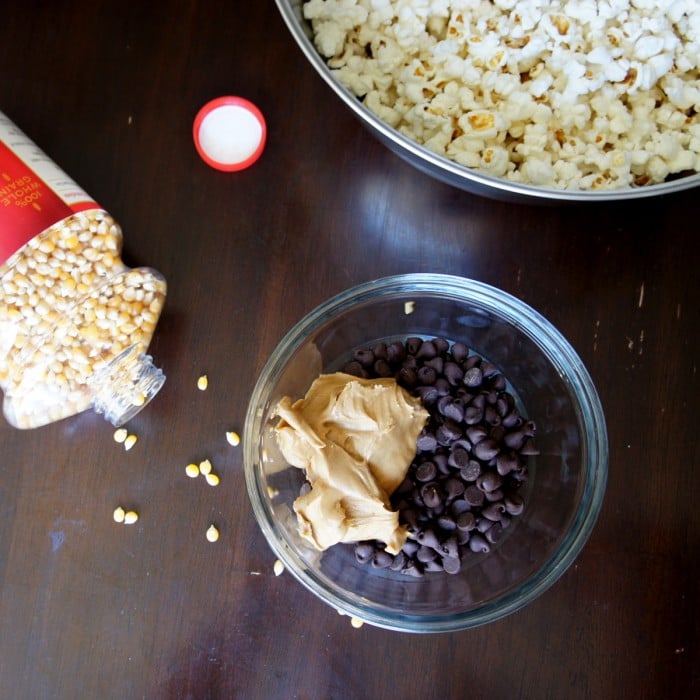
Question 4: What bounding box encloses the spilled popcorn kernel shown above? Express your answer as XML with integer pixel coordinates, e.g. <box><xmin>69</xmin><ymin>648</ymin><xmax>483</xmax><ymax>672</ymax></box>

<box><xmin>185</xmin><ymin>463</ymin><xmax>200</xmax><ymax>478</ymax></box>
<box><xmin>123</xmin><ymin>510</ymin><xmax>139</xmax><ymax>525</ymax></box>
<box><xmin>113</xmin><ymin>506</ymin><xmax>126</xmax><ymax>523</ymax></box>
<box><xmin>197</xmin><ymin>374</ymin><xmax>208</xmax><ymax>391</ymax></box>
<box><xmin>350</xmin><ymin>617</ymin><xmax>364</xmax><ymax>629</ymax></box>
<box><xmin>113</xmin><ymin>428</ymin><xmax>128</xmax><ymax>444</ymax></box>
<box><xmin>198</xmin><ymin>458</ymin><xmax>212</xmax><ymax>476</ymax></box>
<box><xmin>226</xmin><ymin>430</ymin><xmax>240</xmax><ymax>447</ymax></box>
<box><xmin>123</xmin><ymin>434</ymin><xmax>138</xmax><ymax>451</ymax></box>
<box><xmin>206</xmin><ymin>524</ymin><xmax>219</xmax><ymax>542</ymax></box>
<box><xmin>205</xmin><ymin>472</ymin><xmax>220</xmax><ymax>487</ymax></box>
<box><xmin>273</xmin><ymin>559</ymin><xmax>285</xmax><ymax>576</ymax></box>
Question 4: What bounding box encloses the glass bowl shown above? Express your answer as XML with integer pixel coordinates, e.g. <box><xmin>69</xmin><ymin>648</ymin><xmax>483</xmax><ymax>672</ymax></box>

<box><xmin>244</xmin><ymin>275</ymin><xmax>608</xmax><ymax>632</ymax></box>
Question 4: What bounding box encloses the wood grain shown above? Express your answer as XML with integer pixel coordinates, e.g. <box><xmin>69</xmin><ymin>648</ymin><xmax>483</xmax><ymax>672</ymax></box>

<box><xmin>0</xmin><ymin>2</ymin><xmax>697</xmax><ymax>698</ymax></box>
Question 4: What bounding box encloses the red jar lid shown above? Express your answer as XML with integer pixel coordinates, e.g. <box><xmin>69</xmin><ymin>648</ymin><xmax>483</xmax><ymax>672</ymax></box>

<box><xmin>193</xmin><ymin>96</ymin><xmax>266</xmax><ymax>171</ymax></box>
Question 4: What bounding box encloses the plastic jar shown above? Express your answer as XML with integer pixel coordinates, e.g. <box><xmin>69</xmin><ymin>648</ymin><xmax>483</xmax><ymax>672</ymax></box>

<box><xmin>0</xmin><ymin>111</ymin><xmax>167</xmax><ymax>429</ymax></box>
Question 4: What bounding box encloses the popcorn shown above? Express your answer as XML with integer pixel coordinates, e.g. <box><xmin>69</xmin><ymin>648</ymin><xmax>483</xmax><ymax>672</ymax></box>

<box><xmin>303</xmin><ymin>0</ymin><xmax>700</xmax><ymax>189</ymax></box>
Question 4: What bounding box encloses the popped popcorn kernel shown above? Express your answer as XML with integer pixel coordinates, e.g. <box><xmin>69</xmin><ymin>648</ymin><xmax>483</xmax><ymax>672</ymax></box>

<box><xmin>303</xmin><ymin>0</ymin><xmax>700</xmax><ymax>190</ymax></box>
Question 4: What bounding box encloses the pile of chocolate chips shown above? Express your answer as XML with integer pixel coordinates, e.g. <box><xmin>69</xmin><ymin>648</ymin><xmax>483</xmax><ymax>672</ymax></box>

<box><xmin>342</xmin><ymin>337</ymin><xmax>538</xmax><ymax>577</ymax></box>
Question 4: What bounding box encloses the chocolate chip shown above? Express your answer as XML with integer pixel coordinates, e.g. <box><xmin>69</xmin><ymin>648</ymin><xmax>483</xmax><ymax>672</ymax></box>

<box><xmin>474</xmin><ymin>438</ymin><xmax>500</xmax><ymax>461</ymax></box>
<box><xmin>443</xmin><ymin>556</ymin><xmax>461</xmax><ymax>575</ymax></box>
<box><xmin>464</xmin><ymin>405</ymin><xmax>484</xmax><ymax>425</ymax></box>
<box><xmin>417</xmin><ymin>545</ymin><xmax>438</xmax><ymax>563</ymax></box>
<box><xmin>504</xmin><ymin>429</ymin><xmax>527</xmax><ymax>450</ymax></box>
<box><xmin>440</xmin><ymin>535</ymin><xmax>459</xmax><ymax>559</ymax></box>
<box><xmin>436</xmin><ymin>419</ymin><xmax>462</xmax><ymax>444</ymax></box>
<box><xmin>477</xmin><ymin>471</ymin><xmax>502</xmax><ymax>493</ymax></box>
<box><xmin>433</xmin><ymin>452</ymin><xmax>450</xmax><ymax>474</ymax></box>
<box><xmin>481</xmin><ymin>361</ymin><xmax>499</xmax><ymax>378</ymax></box>
<box><xmin>520</xmin><ymin>439</ymin><xmax>540</xmax><ymax>455</ymax></box>
<box><xmin>485</xmin><ymin>522</ymin><xmax>503</xmax><ymax>545</ymax></box>
<box><xmin>402</xmin><ymin>561</ymin><xmax>424</xmax><ymax>577</ymax></box>
<box><xmin>415</xmin><ymin>461</ymin><xmax>437</xmax><ymax>482</ymax></box>
<box><xmin>466</xmin><ymin>425</ymin><xmax>488</xmax><ymax>445</ymax></box>
<box><xmin>502</xmin><ymin>410</ymin><xmax>522</xmax><ymax>428</ymax></box>
<box><xmin>416</xmin><ymin>340</ymin><xmax>437</xmax><ymax>360</ymax></box>
<box><xmin>343</xmin><ymin>360</ymin><xmax>364</xmax><ymax>377</ymax></box>
<box><xmin>490</xmin><ymin>374</ymin><xmax>507</xmax><ymax>391</ymax></box>
<box><xmin>340</xmin><ymin>336</ymin><xmax>534</xmax><ymax>577</ymax></box>
<box><xmin>406</xmin><ymin>337</ymin><xmax>423</xmax><ymax>355</ymax></box>
<box><xmin>355</xmin><ymin>542</ymin><xmax>374</xmax><ymax>564</ymax></box>
<box><xmin>484</xmin><ymin>488</ymin><xmax>504</xmax><ymax>502</ymax></box>
<box><xmin>504</xmin><ymin>493</ymin><xmax>525</xmax><ymax>515</ymax></box>
<box><xmin>464</xmin><ymin>485</ymin><xmax>484</xmax><ymax>507</ymax></box>
<box><xmin>417</xmin><ymin>365</ymin><xmax>437</xmax><ymax>385</ymax></box>
<box><xmin>496</xmin><ymin>451</ymin><xmax>520</xmax><ymax>475</ymax></box>
<box><xmin>420</xmin><ymin>482</ymin><xmax>443</xmax><ymax>509</ymax></box>
<box><xmin>451</xmin><ymin>342</ymin><xmax>469</xmax><ymax>362</ymax></box>
<box><xmin>398</xmin><ymin>366</ymin><xmax>417</xmax><ymax>387</ymax></box>
<box><xmin>354</xmin><ymin>348</ymin><xmax>375</xmax><ymax>367</ymax></box>
<box><xmin>434</xmin><ymin>377</ymin><xmax>451</xmax><ymax>396</ymax></box>
<box><xmin>482</xmin><ymin>502</ymin><xmax>506</xmax><ymax>521</ymax></box>
<box><xmin>402</xmin><ymin>540</ymin><xmax>420</xmax><ymax>556</ymax></box>
<box><xmin>444</xmin><ymin>398</ymin><xmax>465</xmax><ymax>423</ymax></box>
<box><xmin>434</xmin><ymin>337</ymin><xmax>450</xmax><ymax>354</ymax></box>
<box><xmin>484</xmin><ymin>406</ymin><xmax>501</xmax><ymax>426</ymax></box>
<box><xmin>372</xmin><ymin>550</ymin><xmax>393</xmax><ymax>568</ymax></box>
<box><xmin>425</xmin><ymin>356</ymin><xmax>444</xmax><ymax>374</ymax></box>
<box><xmin>450</xmin><ymin>499</ymin><xmax>471</xmax><ymax>516</ymax></box>
<box><xmin>386</xmin><ymin>341</ymin><xmax>406</xmax><ymax>363</ymax></box>
<box><xmin>416</xmin><ymin>430</ymin><xmax>438</xmax><ymax>452</ymax></box>
<box><xmin>423</xmin><ymin>558</ymin><xmax>444</xmax><ymax>572</ymax></box>
<box><xmin>390</xmin><ymin>551</ymin><xmax>407</xmax><ymax>571</ymax></box>
<box><xmin>460</xmin><ymin>459</ymin><xmax>481</xmax><ymax>482</ymax></box>
<box><xmin>373</xmin><ymin>359</ymin><xmax>393</xmax><ymax>377</ymax></box>
<box><xmin>437</xmin><ymin>515</ymin><xmax>457</xmax><ymax>532</ymax></box>
<box><xmin>443</xmin><ymin>361</ymin><xmax>464</xmax><ymax>385</ymax></box>
<box><xmin>415</xmin><ymin>385</ymin><xmax>439</xmax><ymax>404</ymax></box>
<box><xmin>373</xmin><ymin>342</ymin><xmax>388</xmax><ymax>359</ymax></box>
<box><xmin>463</xmin><ymin>367</ymin><xmax>483</xmax><ymax>388</ymax></box>
<box><xmin>448</xmin><ymin>445</ymin><xmax>471</xmax><ymax>469</ymax></box>
<box><xmin>443</xmin><ymin>477</ymin><xmax>465</xmax><ymax>501</ymax></box>
<box><xmin>468</xmin><ymin>534</ymin><xmax>491</xmax><ymax>553</ymax></box>
<box><xmin>456</xmin><ymin>511</ymin><xmax>476</xmax><ymax>532</ymax></box>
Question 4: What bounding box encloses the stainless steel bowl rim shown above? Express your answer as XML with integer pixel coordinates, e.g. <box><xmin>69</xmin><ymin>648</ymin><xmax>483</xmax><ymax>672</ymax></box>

<box><xmin>276</xmin><ymin>0</ymin><xmax>700</xmax><ymax>203</ymax></box>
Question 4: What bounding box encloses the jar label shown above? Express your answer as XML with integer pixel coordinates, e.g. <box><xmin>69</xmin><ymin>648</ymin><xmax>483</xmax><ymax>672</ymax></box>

<box><xmin>0</xmin><ymin>112</ymin><xmax>99</xmax><ymax>265</ymax></box>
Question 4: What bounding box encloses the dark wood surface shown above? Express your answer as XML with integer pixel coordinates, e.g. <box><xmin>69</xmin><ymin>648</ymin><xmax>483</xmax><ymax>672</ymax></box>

<box><xmin>1</xmin><ymin>2</ymin><xmax>698</xmax><ymax>699</ymax></box>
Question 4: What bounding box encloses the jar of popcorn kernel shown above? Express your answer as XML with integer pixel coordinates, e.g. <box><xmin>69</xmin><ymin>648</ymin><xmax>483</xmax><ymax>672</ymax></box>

<box><xmin>0</xmin><ymin>111</ymin><xmax>167</xmax><ymax>429</ymax></box>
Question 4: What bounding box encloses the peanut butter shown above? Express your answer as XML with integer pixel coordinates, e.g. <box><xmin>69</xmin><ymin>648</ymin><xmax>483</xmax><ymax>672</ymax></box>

<box><xmin>274</xmin><ymin>372</ymin><xmax>428</xmax><ymax>554</ymax></box>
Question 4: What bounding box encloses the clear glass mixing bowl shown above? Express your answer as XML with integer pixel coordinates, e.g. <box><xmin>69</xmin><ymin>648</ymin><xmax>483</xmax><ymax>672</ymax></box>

<box><xmin>244</xmin><ymin>275</ymin><xmax>608</xmax><ymax>632</ymax></box>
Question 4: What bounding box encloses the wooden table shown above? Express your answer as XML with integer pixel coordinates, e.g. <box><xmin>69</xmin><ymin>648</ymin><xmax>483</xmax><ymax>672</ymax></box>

<box><xmin>1</xmin><ymin>3</ymin><xmax>697</xmax><ymax>698</ymax></box>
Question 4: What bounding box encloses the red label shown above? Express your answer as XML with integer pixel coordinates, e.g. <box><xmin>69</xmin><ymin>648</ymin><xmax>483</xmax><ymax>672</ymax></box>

<box><xmin>0</xmin><ymin>142</ymin><xmax>76</xmax><ymax>264</ymax></box>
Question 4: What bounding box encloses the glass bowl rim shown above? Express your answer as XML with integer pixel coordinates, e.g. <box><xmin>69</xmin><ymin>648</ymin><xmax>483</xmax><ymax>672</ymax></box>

<box><xmin>244</xmin><ymin>274</ymin><xmax>608</xmax><ymax>632</ymax></box>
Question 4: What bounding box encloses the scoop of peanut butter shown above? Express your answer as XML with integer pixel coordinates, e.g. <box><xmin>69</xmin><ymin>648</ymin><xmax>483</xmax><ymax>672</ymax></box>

<box><xmin>274</xmin><ymin>372</ymin><xmax>428</xmax><ymax>554</ymax></box>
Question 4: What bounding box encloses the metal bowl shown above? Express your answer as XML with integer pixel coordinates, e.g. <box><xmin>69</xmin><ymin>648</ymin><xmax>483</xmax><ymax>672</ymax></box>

<box><xmin>276</xmin><ymin>0</ymin><xmax>700</xmax><ymax>203</ymax></box>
